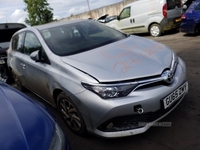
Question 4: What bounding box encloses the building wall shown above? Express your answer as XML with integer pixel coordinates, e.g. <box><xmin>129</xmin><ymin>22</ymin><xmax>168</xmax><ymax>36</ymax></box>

<box><xmin>61</xmin><ymin>0</ymin><xmax>137</xmax><ymax>21</ymax></box>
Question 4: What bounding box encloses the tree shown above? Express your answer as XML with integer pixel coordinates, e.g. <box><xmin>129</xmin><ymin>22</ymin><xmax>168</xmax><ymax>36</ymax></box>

<box><xmin>24</xmin><ymin>0</ymin><xmax>54</xmax><ymax>26</ymax></box>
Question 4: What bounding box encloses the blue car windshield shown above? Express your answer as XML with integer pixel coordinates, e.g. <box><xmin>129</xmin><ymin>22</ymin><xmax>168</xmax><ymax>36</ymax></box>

<box><xmin>41</xmin><ymin>21</ymin><xmax>127</xmax><ymax>56</ymax></box>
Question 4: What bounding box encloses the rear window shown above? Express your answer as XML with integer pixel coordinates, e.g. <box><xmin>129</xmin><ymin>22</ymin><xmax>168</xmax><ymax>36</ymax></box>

<box><xmin>11</xmin><ymin>32</ymin><xmax>25</xmax><ymax>52</ymax></box>
<box><xmin>186</xmin><ymin>1</ymin><xmax>200</xmax><ymax>13</ymax></box>
<box><xmin>167</xmin><ymin>0</ymin><xmax>182</xmax><ymax>10</ymax></box>
<box><xmin>41</xmin><ymin>21</ymin><xmax>127</xmax><ymax>56</ymax></box>
<box><xmin>195</xmin><ymin>2</ymin><xmax>200</xmax><ymax>11</ymax></box>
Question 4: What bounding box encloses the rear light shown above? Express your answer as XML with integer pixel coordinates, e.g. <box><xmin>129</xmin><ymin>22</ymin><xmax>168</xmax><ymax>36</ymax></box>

<box><xmin>181</xmin><ymin>14</ymin><xmax>186</xmax><ymax>19</ymax></box>
<box><xmin>163</xmin><ymin>4</ymin><xmax>167</xmax><ymax>18</ymax></box>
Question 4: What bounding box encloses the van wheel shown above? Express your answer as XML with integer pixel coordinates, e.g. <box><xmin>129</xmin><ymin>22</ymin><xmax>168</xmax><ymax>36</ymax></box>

<box><xmin>57</xmin><ymin>92</ymin><xmax>87</xmax><ymax>136</ymax></box>
<box><xmin>149</xmin><ymin>24</ymin><xmax>161</xmax><ymax>37</ymax></box>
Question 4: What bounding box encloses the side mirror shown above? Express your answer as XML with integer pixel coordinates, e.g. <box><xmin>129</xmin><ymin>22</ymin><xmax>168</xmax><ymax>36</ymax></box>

<box><xmin>117</xmin><ymin>16</ymin><xmax>120</xmax><ymax>20</ymax></box>
<box><xmin>30</xmin><ymin>50</ymin><xmax>40</xmax><ymax>62</ymax></box>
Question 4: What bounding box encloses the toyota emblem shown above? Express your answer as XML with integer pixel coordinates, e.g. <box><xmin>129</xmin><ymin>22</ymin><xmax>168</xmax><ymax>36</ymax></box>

<box><xmin>162</xmin><ymin>70</ymin><xmax>174</xmax><ymax>84</ymax></box>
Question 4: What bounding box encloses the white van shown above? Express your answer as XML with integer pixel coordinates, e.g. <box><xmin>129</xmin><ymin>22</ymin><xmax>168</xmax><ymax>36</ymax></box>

<box><xmin>106</xmin><ymin>0</ymin><xmax>183</xmax><ymax>36</ymax></box>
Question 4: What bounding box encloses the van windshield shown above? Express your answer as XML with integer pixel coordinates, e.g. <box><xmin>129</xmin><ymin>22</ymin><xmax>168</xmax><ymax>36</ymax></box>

<box><xmin>167</xmin><ymin>0</ymin><xmax>182</xmax><ymax>10</ymax></box>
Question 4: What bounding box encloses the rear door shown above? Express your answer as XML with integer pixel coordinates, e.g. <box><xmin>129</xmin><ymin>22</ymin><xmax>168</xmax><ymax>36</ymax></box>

<box><xmin>167</xmin><ymin>0</ymin><xmax>182</xmax><ymax>19</ymax></box>
<box><xmin>9</xmin><ymin>32</ymin><xmax>26</xmax><ymax>85</ymax></box>
<box><xmin>21</xmin><ymin>31</ymin><xmax>51</xmax><ymax>100</ymax></box>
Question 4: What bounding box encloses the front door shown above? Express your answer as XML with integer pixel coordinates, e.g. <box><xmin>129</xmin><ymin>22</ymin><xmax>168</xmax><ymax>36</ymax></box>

<box><xmin>21</xmin><ymin>32</ymin><xmax>52</xmax><ymax>101</ymax></box>
<box><xmin>116</xmin><ymin>6</ymin><xmax>134</xmax><ymax>34</ymax></box>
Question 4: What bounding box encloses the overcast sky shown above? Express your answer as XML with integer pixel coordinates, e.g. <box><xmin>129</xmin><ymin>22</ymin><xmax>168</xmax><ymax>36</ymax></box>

<box><xmin>0</xmin><ymin>0</ymin><xmax>122</xmax><ymax>24</ymax></box>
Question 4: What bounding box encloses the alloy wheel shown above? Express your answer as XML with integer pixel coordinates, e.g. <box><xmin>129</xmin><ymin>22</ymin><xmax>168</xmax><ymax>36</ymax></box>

<box><xmin>150</xmin><ymin>24</ymin><xmax>161</xmax><ymax>37</ymax></box>
<box><xmin>59</xmin><ymin>98</ymin><xmax>82</xmax><ymax>132</ymax></box>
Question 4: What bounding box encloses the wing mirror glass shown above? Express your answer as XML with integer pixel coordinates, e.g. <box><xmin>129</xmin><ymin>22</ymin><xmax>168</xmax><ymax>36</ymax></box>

<box><xmin>30</xmin><ymin>50</ymin><xmax>40</xmax><ymax>62</ymax></box>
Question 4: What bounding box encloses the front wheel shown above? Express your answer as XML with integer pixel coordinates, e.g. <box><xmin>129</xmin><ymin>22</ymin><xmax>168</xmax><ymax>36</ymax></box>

<box><xmin>57</xmin><ymin>92</ymin><xmax>87</xmax><ymax>136</ymax></box>
<box><xmin>149</xmin><ymin>24</ymin><xmax>162</xmax><ymax>37</ymax></box>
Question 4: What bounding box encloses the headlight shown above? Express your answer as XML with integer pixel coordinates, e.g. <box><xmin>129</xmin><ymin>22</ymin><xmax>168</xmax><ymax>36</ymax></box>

<box><xmin>171</xmin><ymin>52</ymin><xmax>178</xmax><ymax>73</ymax></box>
<box><xmin>48</xmin><ymin>123</ymin><xmax>70</xmax><ymax>150</ymax></box>
<box><xmin>82</xmin><ymin>82</ymin><xmax>138</xmax><ymax>99</ymax></box>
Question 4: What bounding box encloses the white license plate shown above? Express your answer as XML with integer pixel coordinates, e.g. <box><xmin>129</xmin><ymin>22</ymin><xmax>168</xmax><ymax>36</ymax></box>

<box><xmin>0</xmin><ymin>59</ymin><xmax>5</xmax><ymax>65</ymax></box>
<box><xmin>163</xmin><ymin>82</ymin><xmax>188</xmax><ymax>109</ymax></box>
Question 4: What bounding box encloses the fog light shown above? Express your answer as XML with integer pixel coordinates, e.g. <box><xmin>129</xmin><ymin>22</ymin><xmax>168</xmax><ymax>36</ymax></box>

<box><xmin>106</xmin><ymin>122</ymin><xmax>113</xmax><ymax>129</ymax></box>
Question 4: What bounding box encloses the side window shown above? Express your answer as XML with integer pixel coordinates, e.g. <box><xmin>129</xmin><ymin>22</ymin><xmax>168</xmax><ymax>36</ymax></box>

<box><xmin>119</xmin><ymin>7</ymin><xmax>131</xmax><ymax>20</ymax></box>
<box><xmin>12</xmin><ymin>32</ymin><xmax>25</xmax><ymax>52</ymax></box>
<box><xmin>24</xmin><ymin>32</ymin><xmax>42</xmax><ymax>55</ymax></box>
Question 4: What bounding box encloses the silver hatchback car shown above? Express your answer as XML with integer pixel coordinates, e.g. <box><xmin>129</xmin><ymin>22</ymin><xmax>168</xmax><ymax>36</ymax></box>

<box><xmin>7</xmin><ymin>19</ymin><xmax>188</xmax><ymax>138</ymax></box>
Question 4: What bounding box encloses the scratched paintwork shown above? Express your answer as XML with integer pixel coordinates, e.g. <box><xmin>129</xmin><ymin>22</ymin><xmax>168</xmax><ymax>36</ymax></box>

<box><xmin>101</xmin><ymin>40</ymin><xmax>166</xmax><ymax>73</ymax></box>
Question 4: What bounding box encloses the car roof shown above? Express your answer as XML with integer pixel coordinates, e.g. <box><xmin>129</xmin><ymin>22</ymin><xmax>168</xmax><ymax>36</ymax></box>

<box><xmin>34</xmin><ymin>19</ymin><xmax>88</xmax><ymax>31</ymax></box>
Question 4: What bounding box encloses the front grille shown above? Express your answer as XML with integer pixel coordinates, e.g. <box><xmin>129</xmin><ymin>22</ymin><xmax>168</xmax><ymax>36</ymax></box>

<box><xmin>97</xmin><ymin>95</ymin><xmax>184</xmax><ymax>132</ymax></box>
<box><xmin>135</xmin><ymin>81</ymin><xmax>164</xmax><ymax>90</ymax></box>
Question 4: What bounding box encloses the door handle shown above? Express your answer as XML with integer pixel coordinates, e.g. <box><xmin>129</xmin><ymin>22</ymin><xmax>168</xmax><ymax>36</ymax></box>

<box><xmin>130</xmin><ymin>19</ymin><xmax>135</xmax><ymax>23</ymax></box>
<box><xmin>21</xmin><ymin>63</ymin><xmax>26</xmax><ymax>69</ymax></box>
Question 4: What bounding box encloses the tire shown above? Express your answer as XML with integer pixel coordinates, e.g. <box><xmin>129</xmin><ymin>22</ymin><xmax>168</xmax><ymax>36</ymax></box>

<box><xmin>149</xmin><ymin>24</ymin><xmax>162</xmax><ymax>37</ymax></box>
<box><xmin>57</xmin><ymin>92</ymin><xmax>87</xmax><ymax>136</ymax></box>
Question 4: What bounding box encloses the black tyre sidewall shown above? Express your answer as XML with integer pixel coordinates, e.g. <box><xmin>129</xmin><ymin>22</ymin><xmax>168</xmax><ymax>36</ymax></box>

<box><xmin>57</xmin><ymin>92</ymin><xmax>87</xmax><ymax>136</ymax></box>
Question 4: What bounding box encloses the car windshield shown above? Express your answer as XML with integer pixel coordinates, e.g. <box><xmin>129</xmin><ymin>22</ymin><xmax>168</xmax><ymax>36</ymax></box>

<box><xmin>41</xmin><ymin>21</ymin><xmax>127</xmax><ymax>56</ymax></box>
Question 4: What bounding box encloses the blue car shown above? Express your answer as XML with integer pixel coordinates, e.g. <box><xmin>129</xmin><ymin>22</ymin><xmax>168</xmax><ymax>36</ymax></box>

<box><xmin>0</xmin><ymin>82</ymin><xmax>70</xmax><ymax>150</ymax></box>
<box><xmin>180</xmin><ymin>0</ymin><xmax>200</xmax><ymax>34</ymax></box>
